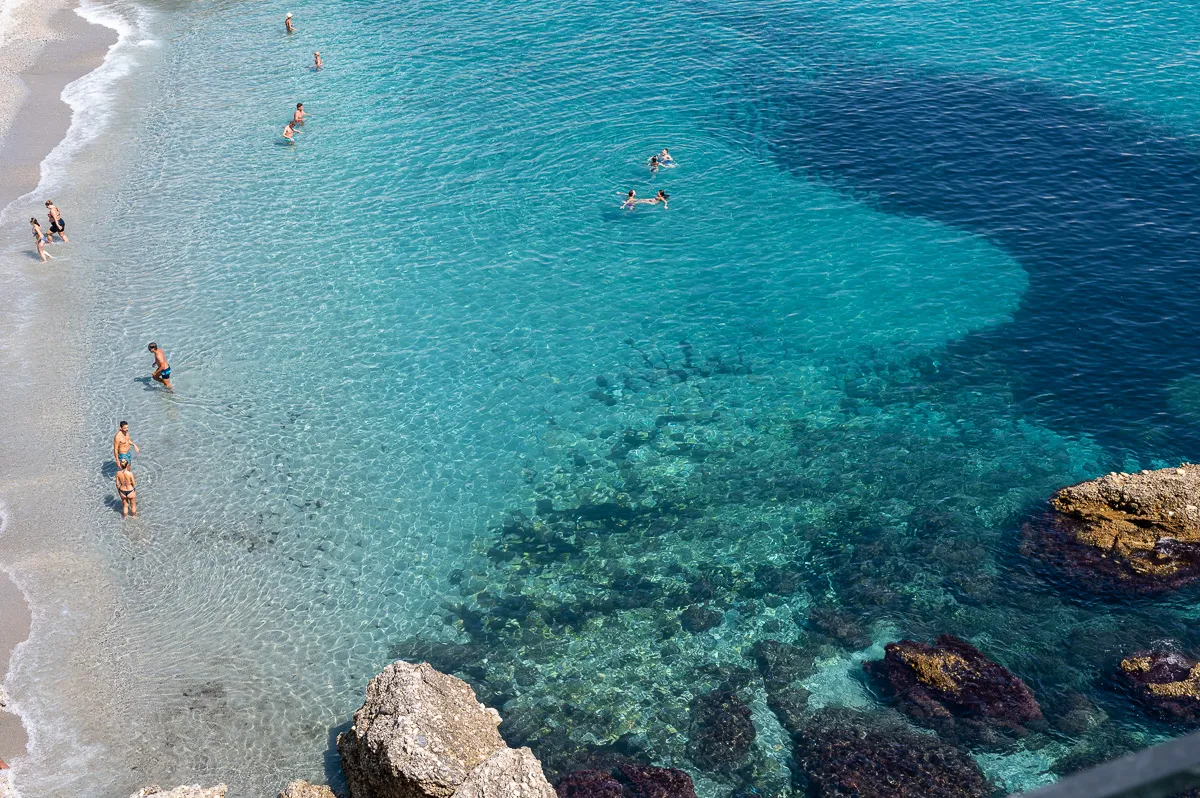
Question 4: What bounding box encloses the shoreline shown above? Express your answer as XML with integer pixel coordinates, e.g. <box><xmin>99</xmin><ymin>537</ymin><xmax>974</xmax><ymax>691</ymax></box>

<box><xmin>0</xmin><ymin>4</ymin><xmax>117</xmax><ymax>214</ymax></box>
<box><xmin>0</xmin><ymin>0</ymin><xmax>118</xmax><ymax>775</ymax></box>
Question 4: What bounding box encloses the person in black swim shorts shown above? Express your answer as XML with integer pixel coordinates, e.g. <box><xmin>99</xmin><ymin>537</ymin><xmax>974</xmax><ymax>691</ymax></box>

<box><xmin>44</xmin><ymin>200</ymin><xmax>68</xmax><ymax>243</ymax></box>
<box><xmin>148</xmin><ymin>342</ymin><xmax>173</xmax><ymax>390</ymax></box>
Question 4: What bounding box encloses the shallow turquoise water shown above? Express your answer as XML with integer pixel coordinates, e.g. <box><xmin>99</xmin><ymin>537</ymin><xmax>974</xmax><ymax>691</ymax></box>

<box><xmin>9</xmin><ymin>0</ymin><xmax>1200</xmax><ymax>794</ymax></box>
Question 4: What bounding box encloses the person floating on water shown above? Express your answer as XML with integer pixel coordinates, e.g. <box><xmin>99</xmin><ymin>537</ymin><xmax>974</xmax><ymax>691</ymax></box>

<box><xmin>621</xmin><ymin>189</ymin><xmax>669</xmax><ymax>210</ymax></box>
<box><xmin>313</xmin><ymin>51</ymin><xmax>323</xmax><ymax>70</ymax></box>
<box><xmin>283</xmin><ymin>120</ymin><xmax>297</xmax><ymax>144</ymax></box>
<box><xmin>293</xmin><ymin>102</ymin><xmax>306</xmax><ymax>126</ymax></box>
<box><xmin>621</xmin><ymin>189</ymin><xmax>638</xmax><ymax>209</ymax></box>
<box><xmin>659</xmin><ymin>148</ymin><xmax>675</xmax><ymax>166</ymax></box>
<box><xmin>113</xmin><ymin>420</ymin><xmax>140</xmax><ymax>468</ymax></box>
<box><xmin>284</xmin><ymin>11</ymin><xmax>294</xmax><ymax>33</ymax></box>
<box><xmin>30</xmin><ymin>218</ymin><xmax>51</xmax><ymax>262</ymax></box>
<box><xmin>651</xmin><ymin>189</ymin><xmax>669</xmax><ymax>209</ymax></box>
<box><xmin>44</xmin><ymin>200</ymin><xmax>68</xmax><ymax>242</ymax></box>
<box><xmin>115</xmin><ymin>459</ymin><xmax>137</xmax><ymax>518</ymax></box>
<box><xmin>148</xmin><ymin>342</ymin><xmax>173</xmax><ymax>390</ymax></box>
<box><xmin>648</xmin><ymin>155</ymin><xmax>659</xmax><ymax>173</ymax></box>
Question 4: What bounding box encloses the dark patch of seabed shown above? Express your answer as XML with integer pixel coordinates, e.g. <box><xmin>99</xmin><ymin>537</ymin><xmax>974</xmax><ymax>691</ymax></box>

<box><xmin>726</xmin><ymin>54</ymin><xmax>1200</xmax><ymax>453</ymax></box>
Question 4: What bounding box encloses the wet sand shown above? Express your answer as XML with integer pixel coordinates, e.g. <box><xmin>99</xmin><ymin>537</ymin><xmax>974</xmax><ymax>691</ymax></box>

<box><xmin>0</xmin><ymin>574</ymin><xmax>29</xmax><ymax>765</ymax></box>
<box><xmin>0</xmin><ymin>6</ymin><xmax>117</xmax><ymax>213</ymax></box>
<box><xmin>0</xmin><ymin>0</ymin><xmax>117</xmax><ymax>770</ymax></box>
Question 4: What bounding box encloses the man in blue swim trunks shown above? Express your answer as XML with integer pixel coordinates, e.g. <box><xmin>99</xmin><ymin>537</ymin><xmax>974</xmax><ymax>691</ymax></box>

<box><xmin>149</xmin><ymin>342</ymin><xmax>173</xmax><ymax>390</ymax></box>
<box><xmin>113</xmin><ymin>420</ymin><xmax>140</xmax><ymax>468</ymax></box>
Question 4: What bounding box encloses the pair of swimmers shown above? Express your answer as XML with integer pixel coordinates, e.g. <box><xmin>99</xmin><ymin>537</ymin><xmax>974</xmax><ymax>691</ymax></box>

<box><xmin>29</xmin><ymin>200</ymin><xmax>68</xmax><ymax>262</ymax></box>
<box><xmin>622</xmin><ymin>189</ymin><xmax>669</xmax><ymax>210</ymax></box>
<box><xmin>113</xmin><ymin>421</ymin><xmax>140</xmax><ymax>517</ymax></box>
<box><xmin>283</xmin><ymin>102</ymin><xmax>307</xmax><ymax>144</ymax></box>
<box><xmin>648</xmin><ymin>148</ymin><xmax>676</xmax><ymax>173</ymax></box>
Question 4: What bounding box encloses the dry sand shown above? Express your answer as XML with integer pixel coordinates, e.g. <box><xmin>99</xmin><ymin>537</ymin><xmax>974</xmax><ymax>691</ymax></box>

<box><xmin>0</xmin><ymin>0</ymin><xmax>117</xmax><ymax>769</ymax></box>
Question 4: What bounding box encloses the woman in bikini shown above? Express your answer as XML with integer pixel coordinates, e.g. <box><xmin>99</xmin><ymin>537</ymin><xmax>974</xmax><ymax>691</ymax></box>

<box><xmin>115</xmin><ymin>460</ymin><xmax>137</xmax><ymax>518</ymax></box>
<box><xmin>30</xmin><ymin>218</ymin><xmax>51</xmax><ymax>262</ymax></box>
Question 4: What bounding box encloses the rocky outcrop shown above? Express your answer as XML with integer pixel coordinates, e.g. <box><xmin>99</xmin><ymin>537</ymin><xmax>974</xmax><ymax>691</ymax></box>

<box><xmin>553</xmin><ymin>766</ymin><xmax>696</xmax><ymax>798</ymax></box>
<box><xmin>453</xmin><ymin>747</ymin><xmax>555</xmax><ymax>798</ymax></box>
<box><xmin>795</xmin><ymin>708</ymin><xmax>992</xmax><ymax>798</ymax></box>
<box><xmin>864</xmin><ymin>635</ymin><xmax>1041</xmax><ymax>747</ymax></box>
<box><xmin>129</xmin><ymin>788</ymin><xmax>227</xmax><ymax>798</ymax></box>
<box><xmin>678</xmin><ymin>605</ymin><xmax>722</xmax><ymax>634</ymax></box>
<box><xmin>685</xmin><ymin>689</ymin><xmax>755</xmax><ymax>774</ymax></box>
<box><xmin>1024</xmin><ymin>465</ymin><xmax>1200</xmax><ymax>590</ymax></box>
<box><xmin>338</xmin><ymin>660</ymin><xmax>554</xmax><ymax>798</ymax></box>
<box><xmin>280</xmin><ymin>782</ymin><xmax>338</xmax><ymax>798</ymax></box>
<box><xmin>1120</xmin><ymin>649</ymin><xmax>1200</xmax><ymax>721</ymax></box>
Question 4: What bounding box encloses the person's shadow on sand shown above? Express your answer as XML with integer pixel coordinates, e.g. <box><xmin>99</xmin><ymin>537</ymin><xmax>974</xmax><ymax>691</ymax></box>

<box><xmin>132</xmin><ymin>376</ymin><xmax>158</xmax><ymax>391</ymax></box>
<box><xmin>102</xmin><ymin>494</ymin><xmax>124</xmax><ymax>515</ymax></box>
<box><xmin>100</xmin><ymin>460</ymin><xmax>119</xmax><ymax>478</ymax></box>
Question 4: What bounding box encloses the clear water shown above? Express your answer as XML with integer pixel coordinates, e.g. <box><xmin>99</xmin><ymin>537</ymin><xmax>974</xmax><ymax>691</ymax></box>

<box><xmin>5</xmin><ymin>0</ymin><xmax>1200</xmax><ymax>795</ymax></box>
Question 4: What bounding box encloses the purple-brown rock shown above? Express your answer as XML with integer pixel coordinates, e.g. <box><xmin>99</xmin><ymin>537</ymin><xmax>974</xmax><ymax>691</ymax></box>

<box><xmin>686</xmin><ymin>689</ymin><xmax>755</xmax><ymax>774</ymax></box>
<box><xmin>864</xmin><ymin>634</ymin><xmax>1041</xmax><ymax>745</ymax></box>
<box><xmin>553</xmin><ymin>770</ymin><xmax>625</xmax><ymax>798</ymax></box>
<box><xmin>795</xmin><ymin>708</ymin><xmax>992</xmax><ymax>798</ymax></box>
<box><xmin>618</xmin><ymin>765</ymin><xmax>697</xmax><ymax>798</ymax></box>
<box><xmin>1120</xmin><ymin>649</ymin><xmax>1200</xmax><ymax>722</ymax></box>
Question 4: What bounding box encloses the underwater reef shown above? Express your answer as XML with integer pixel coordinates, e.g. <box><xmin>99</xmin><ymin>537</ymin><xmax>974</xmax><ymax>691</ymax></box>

<box><xmin>864</xmin><ymin>634</ymin><xmax>1043</xmax><ymax>748</ymax></box>
<box><xmin>379</xmin><ymin>340</ymin><xmax>1200</xmax><ymax>796</ymax></box>
<box><xmin>1024</xmin><ymin>465</ymin><xmax>1200</xmax><ymax>591</ymax></box>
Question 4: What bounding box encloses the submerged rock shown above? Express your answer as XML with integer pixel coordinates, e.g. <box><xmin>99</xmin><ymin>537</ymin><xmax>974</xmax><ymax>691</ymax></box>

<box><xmin>678</xmin><ymin>605</ymin><xmax>722</xmax><ymax>634</ymax></box>
<box><xmin>686</xmin><ymin>689</ymin><xmax>756</xmax><ymax>773</ymax></box>
<box><xmin>337</xmin><ymin>660</ymin><xmax>508</xmax><ymax>798</ymax></box>
<box><xmin>1024</xmin><ymin>464</ymin><xmax>1200</xmax><ymax>590</ymax></box>
<box><xmin>279</xmin><ymin>783</ymin><xmax>337</xmax><ymax>798</ymax></box>
<box><xmin>130</xmin><ymin>788</ymin><xmax>227</xmax><ymax>798</ymax></box>
<box><xmin>553</xmin><ymin>770</ymin><xmax>626</xmax><ymax>798</ymax></box>
<box><xmin>618</xmin><ymin>765</ymin><xmax>697</xmax><ymax>798</ymax></box>
<box><xmin>808</xmin><ymin>606</ymin><xmax>871</xmax><ymax>650</ymax></box>
<box><xmin>1119</xmin><ymin>649</ymin><xmax>1200</xmax><ymax>721</ymax></box>
<box><xmin>864</xmin><ymin>635</ymin><xmax>1041</xmax><ymax>746</ymax></box>
<box><xmin>795</xmin><ymin>708</ymin><xmax>992</xmax><ymax>797</ymax></box>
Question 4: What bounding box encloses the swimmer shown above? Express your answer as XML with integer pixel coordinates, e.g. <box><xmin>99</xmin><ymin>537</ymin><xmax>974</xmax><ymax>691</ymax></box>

<box><xmin>115</xmin><ymin>459</ymin><xmax>137</xmax><ymax>518</ymax></box>
<box><xmin>44</xmin><ymin>200</ymin><xmax>68</xmax><ymax>242</ymax></box>
<box><xmin>283</xmin><ymin>120</ymin><xmax>296</xmax><ymax>144</ymax></box>
<box><xmin>30</xmin><ymin>218</ymin><xmax>51</xmax><ymax>262</ymax></box>
<box><xmin>285</xmin><ymin>11</ymin><xmax>294</xmax><ymax>33</ymax></box>
<box><xmin>621</xmin><ymin>189</ymin><xmax>637</xmax><ymax>209</ymax></box>
<box><xmin>314</xmin><ymin>51</ymin><xmax>323</xmax><ymax>70</ymax></box>
<box><xmin>113</xmin><ymin>420</ymin><xmax>140</xmax><ymax>468</ymax></box>
<box><xmin>648</xmin><ymin>155</ymin><xmax>659</xmax><ymax>173</ymax></box>
<box><xmin>293</xmin><ymin>102</ymin><xmax>306</xmax><ymax>126</ymax></box>
<box><xmin>650</xmin><ymin>189</ymin><xmax>669</xmax><ymax>209</ymax></box>
<box><xmin>148</xmin><ymin>341</ymin><xmax>173</xmax><ymax>390</ymax></box>
<box><xmin>659</xmin><ymin>148</ymin><xmax>676</xmax><ymax>166</ymax></box>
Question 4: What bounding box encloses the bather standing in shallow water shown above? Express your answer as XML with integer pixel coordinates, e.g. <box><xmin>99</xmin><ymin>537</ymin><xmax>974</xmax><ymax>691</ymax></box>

<box><xmin>284</xmin><ymin>11</ymin><xmax>294</xmax><ymax>33</ymax></box>
<box><xmin>148</xmin><ymin>341</ymin><xmax>173</xmax><ymax>390</ymax></box>
<box><xmin>30</xmin><ymin>218</ymin><xmax>50</xmax><ymax>262</ymax></box>
<box><xmin>113</xmin><ymin>420</ymin><xmax>140</xmax><ymax>468</ymax></box>
<box><xmin>115</xmin><ymin>460</ymin><xmax>137</xmax><ymax>518</ymax></box>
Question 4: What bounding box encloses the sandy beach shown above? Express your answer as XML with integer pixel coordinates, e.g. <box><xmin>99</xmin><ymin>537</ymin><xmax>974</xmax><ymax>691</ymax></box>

<box><xmin>0</xmin><ymin>0</ymin><xmax>116</xmax><ymax>771</ymax></box>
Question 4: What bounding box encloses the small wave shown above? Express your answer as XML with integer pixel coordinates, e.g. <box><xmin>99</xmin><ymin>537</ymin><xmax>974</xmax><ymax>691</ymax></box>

<box><xmin>35</xmin><ymin>0</ymin><xmax>159</xmax><ymax>195</ymax></box>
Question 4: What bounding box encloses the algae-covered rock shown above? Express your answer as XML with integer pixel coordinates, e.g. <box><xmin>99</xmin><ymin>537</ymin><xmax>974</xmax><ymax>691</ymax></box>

<box><xmin>280</xmin><ymin>782</ymin><xmax>337</xmax><ymax>798</ymax></box>
<box><xmin>864</xmin><ymin>634</ymin><xmax>1042</xmax><ymax>744</ymax></box>
<box><xmin>795</xmin><ymin>708</ymin><xmax>992</xmax><ymax>797</ymax></box>
<box><xmin>452</xmin><ymin>746</ymin><xmax>555</xmax><ymax>798</ymax></box>
<box><xmin>129</xmin><ymin>788</ymin><xmax>227</xmax><ymax>798</ymax></box>
<box><xmin>1120</xmin><ymin>649</ymin><xmax>1200</xmax><ymax>721</ymax></box>
<box><xmin>686</xmin><ymin>689</ymin><xmax>755</xmax><ymax>774</ymax></box>
<box><xmin>1025</xmin><ymin>465</ymin><xmax>1200</xmax><ymax>590</ymax></box>
<box><xmin>678</xmin><ymin>605</ymin><xmax>722</xmax><ymax>634</ymax></box>
<box><xmin>618</xmin><ymin>765</ymin><xmax>697</xmax><ymax>798</ymax></box>
<box><xmin>553</xmin><ymin>770</ymin><xmax>625</xmax><ymax>798</ymax></box>
<box><xmin>337</xmin><ymin>660</ymin><xmax>507</xmax><ymax>798</ymax></box>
